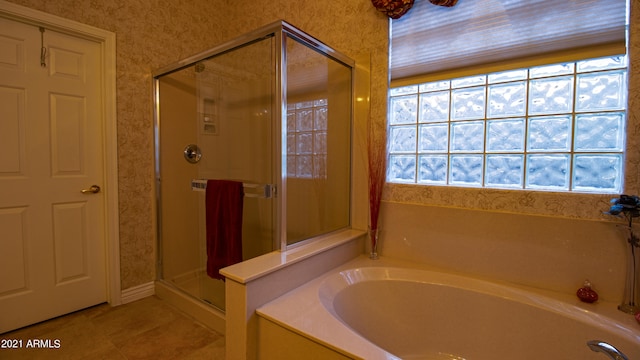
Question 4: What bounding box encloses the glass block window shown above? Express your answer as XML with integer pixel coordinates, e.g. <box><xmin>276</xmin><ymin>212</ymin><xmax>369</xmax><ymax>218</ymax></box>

<box><xmin>387</xmin><ymin>55</ymin><xmax>627</xmax><ymax>193</ymax></box>
<box><xmin>287</xmin><ymin>99</ymin><xmax>328</xmax><ymax>178</ymax></box>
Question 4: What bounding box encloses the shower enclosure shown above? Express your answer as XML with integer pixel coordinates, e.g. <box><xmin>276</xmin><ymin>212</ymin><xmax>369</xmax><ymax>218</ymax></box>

<box><xmin>153</xmin><ymin>22</ymin><xmax>354</xmax><ymax>313</ymax></box>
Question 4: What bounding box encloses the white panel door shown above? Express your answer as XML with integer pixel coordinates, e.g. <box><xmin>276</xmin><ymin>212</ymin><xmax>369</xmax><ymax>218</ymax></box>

<box><xmin>0</xmin><ymin>16</ymin><xmax>107</xmax><ymax>333</ymax></box>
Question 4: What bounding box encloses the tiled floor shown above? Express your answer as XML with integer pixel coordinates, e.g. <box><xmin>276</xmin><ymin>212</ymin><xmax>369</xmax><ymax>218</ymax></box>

<box><xmin>0</xmin><ymin>296</ymin><xmax>225</xmax><ymax>359</ymax></box>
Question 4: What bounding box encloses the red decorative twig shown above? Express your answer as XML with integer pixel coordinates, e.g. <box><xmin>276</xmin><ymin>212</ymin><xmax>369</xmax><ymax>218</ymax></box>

<box><xmin>368</xmin><ymin>112</ymin><xmax>386</xmax><ymax>257</ymax></box>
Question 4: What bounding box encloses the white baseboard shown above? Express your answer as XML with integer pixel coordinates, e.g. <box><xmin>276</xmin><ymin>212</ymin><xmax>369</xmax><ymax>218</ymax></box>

<box><xmin>120</xmin><ymin>281</ymin><xmax>155</xmax><ymax>304</ymax></box>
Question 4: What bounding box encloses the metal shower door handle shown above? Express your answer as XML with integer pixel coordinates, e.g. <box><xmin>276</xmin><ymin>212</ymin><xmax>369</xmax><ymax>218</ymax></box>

<box><xmin>81</xmin><ymin>185</ymin><xmax>101</xmax><ymax>194</ymax></box>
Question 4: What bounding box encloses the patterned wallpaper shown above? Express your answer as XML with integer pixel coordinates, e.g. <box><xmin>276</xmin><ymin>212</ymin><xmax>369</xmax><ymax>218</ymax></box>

<box><xmin>5</xmin><ymin>0</ymin><xmax>388</xmax><ymax>289</ymax></box>
<box><xmin>7</xmin><ymin>0</ymin><xmax>637</xmax><ymax>289</ymax></box>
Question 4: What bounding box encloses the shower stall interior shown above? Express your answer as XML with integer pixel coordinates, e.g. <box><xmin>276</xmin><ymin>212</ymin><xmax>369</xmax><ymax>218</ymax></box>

<box><xmin>153</xmin><ymin>22</ymin><xmax>354</xmax><ymax>312</ymax></box>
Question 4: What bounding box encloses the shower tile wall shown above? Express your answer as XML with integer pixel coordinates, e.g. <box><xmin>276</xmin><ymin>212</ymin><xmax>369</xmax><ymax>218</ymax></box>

<box><xmin>195</xmin><ymin>48</ymin><xmax>274</xmax><ymax>261</ymax></box>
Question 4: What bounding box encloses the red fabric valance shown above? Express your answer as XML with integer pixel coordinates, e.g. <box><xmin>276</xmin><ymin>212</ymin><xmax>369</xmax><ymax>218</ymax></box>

<box><xmin>371</xmin><ymin>0</ymin><xmax>458</xmax><ymax>19</ymax></box>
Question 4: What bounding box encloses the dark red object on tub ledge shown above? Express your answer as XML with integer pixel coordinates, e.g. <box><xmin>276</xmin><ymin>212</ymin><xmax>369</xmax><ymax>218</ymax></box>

<box><xmin>576</xmin><ymin>280</ymin><xmax>599</xmax><ymax>303</ymax></box>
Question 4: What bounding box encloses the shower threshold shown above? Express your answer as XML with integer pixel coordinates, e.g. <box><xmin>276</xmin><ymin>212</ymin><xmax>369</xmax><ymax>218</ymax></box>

<box><xmin>155</xmin><ymin>280</ymin><xmax>226</xmax><ymax>334</ymax></box>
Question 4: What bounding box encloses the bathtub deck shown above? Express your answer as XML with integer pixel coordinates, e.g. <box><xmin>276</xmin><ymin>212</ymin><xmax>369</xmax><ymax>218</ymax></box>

<box><xmin>256</xmin><ymin>255</ymin><xmax>640</xmax><ymax>360</ymax></box>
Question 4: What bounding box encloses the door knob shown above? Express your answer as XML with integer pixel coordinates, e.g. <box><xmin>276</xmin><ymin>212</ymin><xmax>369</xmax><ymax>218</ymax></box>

<box><xmin>81</xmin><ymin>185</ymin><xmax>101</xmax><ymax>194</ymax></box>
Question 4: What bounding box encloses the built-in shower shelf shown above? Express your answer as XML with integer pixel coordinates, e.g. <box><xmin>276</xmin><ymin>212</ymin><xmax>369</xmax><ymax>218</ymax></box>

<box><xmin>191</xmin><ymin>179</ymin><xmax>275</xmax><ymax>198</ymax></box>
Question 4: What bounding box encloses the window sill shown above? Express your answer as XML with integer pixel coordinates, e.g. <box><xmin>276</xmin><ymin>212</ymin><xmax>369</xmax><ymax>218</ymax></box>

<box><xmin>383</xmin><ymin>183</ymin><xmax>615</xmax><ymax>221</ymax></box>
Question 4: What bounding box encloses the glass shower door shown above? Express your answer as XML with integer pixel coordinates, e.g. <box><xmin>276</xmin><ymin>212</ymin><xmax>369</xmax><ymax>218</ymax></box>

<box><xmin>157</xmin><ymin>36</ymin><xmax>275</xmax><ymax>311</ymax></box>
<box><xmin>284</xmin><ymin>34</ymin><xmax>352</xmax><ymax>246</ymax></box>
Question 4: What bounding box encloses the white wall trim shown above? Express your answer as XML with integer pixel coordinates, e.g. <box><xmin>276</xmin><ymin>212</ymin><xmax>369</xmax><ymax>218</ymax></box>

<box><xmin>0</xmin><ymin>0</ymin><xmax>122</xmax><ymax>305</ymax></box>
<box><xmin>121</xmin><ymin>282</ymin><xmax>155</xmax><ymax>304</ymax></box>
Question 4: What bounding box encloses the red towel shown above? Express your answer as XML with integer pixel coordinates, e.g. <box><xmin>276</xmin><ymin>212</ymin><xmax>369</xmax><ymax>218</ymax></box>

<box><xmin>206</xmin><ymin>180</ymin><xmax>244</xmax><ymax>280</ymax></box>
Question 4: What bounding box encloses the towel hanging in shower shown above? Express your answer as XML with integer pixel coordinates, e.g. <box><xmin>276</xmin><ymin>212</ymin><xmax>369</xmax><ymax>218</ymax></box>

<box><xmin>206</xmin><ymin>179</ymin><xmax>244</xmax><ymax>280</ymax></box>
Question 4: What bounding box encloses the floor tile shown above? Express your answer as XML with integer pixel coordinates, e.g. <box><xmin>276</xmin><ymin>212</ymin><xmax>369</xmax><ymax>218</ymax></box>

<box><xmin>0</xmin><ymin>296</ymin><xmax>225</xmax><ymax>360</ymax></box>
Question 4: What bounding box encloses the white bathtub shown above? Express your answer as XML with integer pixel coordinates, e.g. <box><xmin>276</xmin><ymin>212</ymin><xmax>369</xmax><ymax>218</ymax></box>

<box><xmin>257</xmin><ymin>256</ymin><xmax>640</xmax><ymax>360</ymax></box>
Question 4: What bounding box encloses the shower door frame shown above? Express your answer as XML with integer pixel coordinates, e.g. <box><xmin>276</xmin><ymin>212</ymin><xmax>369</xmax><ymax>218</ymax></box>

<box><xmin>152</xmin><ymin>21</ymin><xmax>357</xmax><ymax>280</ymax></box>
<box><xmin>277</xmin><ymin>23</ymin><xmax>357</xmax><ymax>251</ymax></box>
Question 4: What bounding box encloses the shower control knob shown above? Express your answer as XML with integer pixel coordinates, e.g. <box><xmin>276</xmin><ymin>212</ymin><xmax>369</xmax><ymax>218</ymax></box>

<box><xmin>183</xmin><ymin>144</ymin><xmax>202</xmax><ymax>164</ymax></box>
